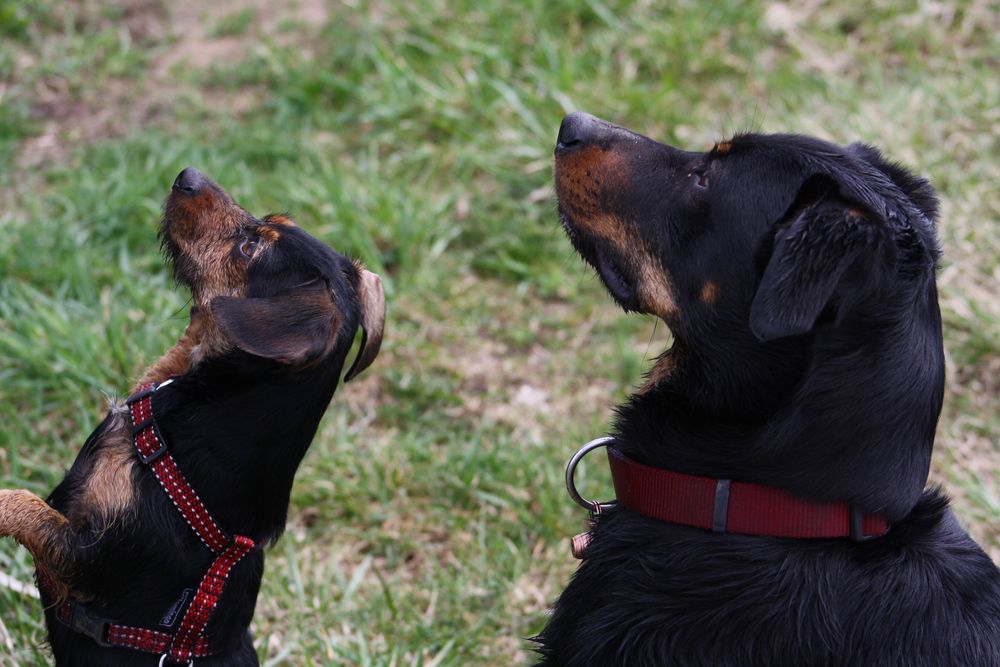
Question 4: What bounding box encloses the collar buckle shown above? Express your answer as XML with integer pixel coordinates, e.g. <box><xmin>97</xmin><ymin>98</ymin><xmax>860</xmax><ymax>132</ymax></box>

<box><xmin>850</xmin><ymin>505</ymin><xmax>877</xmax><ymax>542</ymax></box>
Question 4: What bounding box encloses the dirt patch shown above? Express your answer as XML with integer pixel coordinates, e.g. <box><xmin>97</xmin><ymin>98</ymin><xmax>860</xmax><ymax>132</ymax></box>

<box><xmin>13</xmin><ymin>0</ymin><xmax>331</xmax><ymax>168</ymax></box>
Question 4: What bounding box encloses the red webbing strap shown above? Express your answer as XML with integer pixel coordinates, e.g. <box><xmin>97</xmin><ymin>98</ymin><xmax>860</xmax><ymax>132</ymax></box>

<box><xmin>52</xmin><ymin>598</ymin><xmax>214</xmax><ymax>658</ymax></box>
<box><xmin>128</xmin><ymin>387</ymin><xmax>230</xmax><ymax>553</ymax></box>
<box><xmin>607</xmin><ymin>447</ymin><xmax>889</xmax><ymax>539</ymax></box>
<box><xmin>50</xmin><ymin>381</ymin><xmax>257</xmax><ymax>661</ymax></box>
<box><xmin>166</xmin><ymin>535</ymin><xmax>255</xmax><ymax>663</ymax></box>
<box><xmin>105</xmin><ymin>625</ymin><xmax>213</xmax><ymax>659</ymax></box>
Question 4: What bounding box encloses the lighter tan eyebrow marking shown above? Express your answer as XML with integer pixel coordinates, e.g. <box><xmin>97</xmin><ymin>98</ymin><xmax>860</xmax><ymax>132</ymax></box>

<box><xmin>700</xmin><ymin>281</ymin><xmax>720</xmax><ymax>305</ymax></box>
<box><xmin>258</xmin><ymin>226</ymin><xmax>282</xmax><ymax>242</ymax></box>
<box><xmin>263</xmin><ymin>214</ymin><xmax>296</xmax><ymax>227</ymax></box>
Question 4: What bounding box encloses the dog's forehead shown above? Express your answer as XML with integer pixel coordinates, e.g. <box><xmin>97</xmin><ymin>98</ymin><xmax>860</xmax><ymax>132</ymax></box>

<box><xmin>721</xmin><ymin>133</ymin><xmax>843</xmax><ymax>155</ymax></box>
<box><xmin>710</xmin><ymin>134</ymin><xmax>853</xmax><ymax>173</ymax></box>
<box><xmin>247</xmin><ymin>222</ymin><xmax>351</xmax><ymax>291</ymax></box>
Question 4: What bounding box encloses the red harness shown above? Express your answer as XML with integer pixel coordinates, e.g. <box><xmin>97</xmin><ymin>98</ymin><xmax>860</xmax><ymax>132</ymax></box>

<box><xmin>54</xmin><ymin>380</ymin><xmax>257</xmax><ymax>664</ymax></box>
<box><xmin>566</xmin><ymin>437</ymin><xmax>889</xmax><ymax>557</ymax></box>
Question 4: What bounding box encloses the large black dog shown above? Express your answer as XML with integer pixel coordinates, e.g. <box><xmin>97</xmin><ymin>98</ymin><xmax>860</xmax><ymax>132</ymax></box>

<box><xmin>0</xmin><ymin>168</ymin><xmax>384</xmax><ymax>665</ymax></box>
<box><xmin>537</xmin><ymin>113</ymin><xmax>1000</xmax><ymax>665</ymax></box>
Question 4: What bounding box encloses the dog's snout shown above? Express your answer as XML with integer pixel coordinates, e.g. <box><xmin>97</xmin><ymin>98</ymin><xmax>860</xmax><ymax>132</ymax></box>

<box><xmin>173</xmin><ymin>167</ymin><xmax>207</xmax><ymax>194</ymax></box>
<box><xmin>556</xmin><ymin>112</ymin><xmax>611</xmax><ymax>152</ymax></box>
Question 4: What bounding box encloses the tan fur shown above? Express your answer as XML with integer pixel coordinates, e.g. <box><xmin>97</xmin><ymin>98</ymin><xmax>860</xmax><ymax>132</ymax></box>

<box><xmin>637</xmin><ymin>349</ymin><xmax>678</xmax><ymax>395</ymax></box>
<box><xmin>163</xmin><ymin>185</ymin><xmax>251</xmax><ymax>306</ymax></box>
<box><xmin>0</xmin><ymin>489</ymin><xmax>74</xmax><ymax>594</ymax></box>
<box><xmin>633</xmin><ymin>243</ymin><xmax>678</xmax><ymax>320</ymax></box>
<box><xmin>344</xmin><ymin>265</ymin><xmax>386</xmax><ymax>381</ymax></box>
<box><xmin>586</xmin><ymin>215</ymin><xmax>678</xmax><ymax>320</ymax></box>
<box><xmin>263</xmin><ymin>214</ymin><xmax>296</xmax><ymax>227</ymax></box>
<box><xmin>176</xmin><ymin>234</ymin><xmax>247</xmax><ymax>305</ymax></box>
<box><xmin>714</xmin><ymin>141</ymin><xmax>733</xmax><ymax>154</ymax></box>
<box><xmin>72</xmin><ymin>411</ymin><xmax>136</xmax><ymax>527</ymax></box>
<box><xmin>135</xmin><ymin>310</ymin><xmax>207</xmax><ymax>389</ymax></box>
<box><xmin>700</xmin><ymin>280</ymin><xmax>720</xmax><ymax>305</ymax></box>
<box><xmin>257</xmin><ymin>226</ymin><xmax>282</xmax><ymax>242</ymax></box>
<box><xmin>555</xmin><ymin>146</ymin><xmax>679</xmax><ymax>320</ymax></box>
<box><xmin>554</xmin><ymin>145</ymin><xmax>630</xmax><ymax>246</ymax></box>
<box><xmin>138</xmin><ymin>184</ymin><xmax>269</xmax><ymax>389</ymax></box>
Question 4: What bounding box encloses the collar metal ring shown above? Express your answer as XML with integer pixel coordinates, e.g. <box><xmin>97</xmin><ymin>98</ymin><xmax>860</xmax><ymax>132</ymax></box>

<box><xmin>565</xmin><ymin>436</ymin><xmax>618</xmax><ymax>513</ymax></box>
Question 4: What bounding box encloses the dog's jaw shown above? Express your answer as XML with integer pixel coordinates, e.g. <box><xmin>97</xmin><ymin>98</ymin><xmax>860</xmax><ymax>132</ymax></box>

<box><xmin>558</xmin><ymin>209</ymin><xmax>640</xmax><ymax>312</ymax></box>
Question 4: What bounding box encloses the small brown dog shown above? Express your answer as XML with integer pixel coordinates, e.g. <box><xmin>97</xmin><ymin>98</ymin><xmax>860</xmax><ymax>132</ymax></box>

<box><xmin>0</xmin><ymin>167</ymin><xmax>385</xmax><ymax>665</ymax></box>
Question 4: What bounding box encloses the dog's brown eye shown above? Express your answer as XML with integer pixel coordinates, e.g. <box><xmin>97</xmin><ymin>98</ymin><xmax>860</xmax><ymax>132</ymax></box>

<box><xmin>239</xmin><ymin>238</ymin><xmax>258</xmax><ymax>258</ymax></box>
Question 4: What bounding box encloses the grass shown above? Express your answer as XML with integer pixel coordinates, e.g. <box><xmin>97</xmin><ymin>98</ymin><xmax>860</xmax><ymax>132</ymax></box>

<box><xmin>0</xmin><ymin>0</ymin><xmax>997</xmax><ymax>664</ymax></box>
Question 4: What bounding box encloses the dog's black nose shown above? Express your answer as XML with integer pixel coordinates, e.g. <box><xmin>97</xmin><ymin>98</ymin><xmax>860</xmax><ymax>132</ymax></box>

<box><xmin>556</xmin><ymin>112</ymin><xmax>611</xmax><ymax>151</ymax></box>
<box><xmin>173</xmin><ymin>167</ymin><xmax>207</xmax><ymax>194</ymax></box>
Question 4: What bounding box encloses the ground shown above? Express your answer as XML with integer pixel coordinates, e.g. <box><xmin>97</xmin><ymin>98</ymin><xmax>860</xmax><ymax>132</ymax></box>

<box><xmin>0</xmin><ymin>1</ymin><xmax>997</xmax><ymax>664</ymax></box>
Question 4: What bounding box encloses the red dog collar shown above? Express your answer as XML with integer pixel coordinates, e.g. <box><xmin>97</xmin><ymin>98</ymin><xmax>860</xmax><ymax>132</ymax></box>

<box><xmin>566</xmin><ymin>438</ymin><xmax>889</xmax><ymax>552</ymax></box>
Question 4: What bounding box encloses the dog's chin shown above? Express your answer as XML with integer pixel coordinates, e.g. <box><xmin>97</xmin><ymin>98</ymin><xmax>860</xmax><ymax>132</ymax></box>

<box><xmin>560</xmin><ymin>211</ymin><xmax>640</xmax><ymax>312</ymax></box>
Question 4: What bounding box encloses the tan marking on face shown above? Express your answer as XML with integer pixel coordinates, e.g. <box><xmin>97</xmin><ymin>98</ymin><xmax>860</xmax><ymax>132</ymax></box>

<box><xmin>555</xmin><ymin>145</ymin><xmax>677</xmax><ymax>319</ymax></box>
<box><xmin>0</xmin><ymin>488</ymin><xmax>75</xmax><ymax>596</ymax></box>
<box><xmin>263</xmin><ymin>214</ymin><xmax>296</xmax><ymax>227</ymax></box>
<box><xmin>578</xmin><ymin>213</ymin><xmax>632</xmax><ymax>250</ymax></box>
<box><xmin>636</xmin><ymin>349</ymin><xmax>678</xmax><ymax>395</ymax></box>
<box><xmin>587</xmin><ymin>215</ymin><xmax>678</xmax><ymax>320</ymax></box>
<box><xmin>714</xmin><ymin>142</ymin><xmax>732</xmax><ymax>154</ymax></box>
<box><xmin>634</xmin><ymin>246</ymin><xmax>678</xmax><ymax>320</ymax></box>
<box><xmin>162</xmin><ymin>180</ymin><xmax>252</xmax><ymax>306</ymax></box>
<box><xmin>257</xmin><ymin>226</ymin><xmax>281</xmax><ymax>243</ymax></box>
<box><xmin>700</xmin><ymin>280</ymin><xmax>720</xmax><ymax>305</ymax></box>
<box><xmin>72</xmin><ymin>412</ymin><xmax>136</xmax><ymax>526</ymax></box>
<box><xmin>175</xmin><ymin>234</ymin><xmax>248</xmax><ymax>305</ymax></box>
<box><xmin>554</xmin><ymin>145</ymin><xmax>629</xmax><ymax>230</ymax></box>
<box><xmin>157</xmin><ymin>177</ymin><xmax>286</xmax><ymax>379</ymax></box>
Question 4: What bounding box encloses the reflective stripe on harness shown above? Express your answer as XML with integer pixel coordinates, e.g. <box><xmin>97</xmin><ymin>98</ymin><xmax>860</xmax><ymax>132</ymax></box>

<box><xmin>55</xmin><ymin>379</ymin><xmax>257</xmax><ymax>664</ymax></box>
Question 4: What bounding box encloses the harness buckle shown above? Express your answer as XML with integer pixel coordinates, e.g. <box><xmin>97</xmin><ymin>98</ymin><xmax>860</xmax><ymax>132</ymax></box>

<box><xmin>138</xmin><ymin>437</ymin><xmax>168</xmax><ymax>464</ymax></box>
<box><xmin>68</xmin><ymin>604</ymin><xmax>111</xmax><ymax>647</ymax></box>
<box><xmin>131</xmin><ymin>416</ymin><xmax>155</xmax><ymax>435</ymax></box>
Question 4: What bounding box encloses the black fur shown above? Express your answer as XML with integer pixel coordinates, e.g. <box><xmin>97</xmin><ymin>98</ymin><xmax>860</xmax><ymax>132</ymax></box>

<box><xmin>539</xmin><ymin>113</ymin><xmax>1000</xmax><ymax>666</ymax></box>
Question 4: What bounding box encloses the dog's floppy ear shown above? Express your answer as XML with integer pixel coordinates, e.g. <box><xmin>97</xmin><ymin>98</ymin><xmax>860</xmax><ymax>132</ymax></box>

<box><xmin>749</xmin><ymin>179</ymin><xmax>881</xmax><ymax>342</ymax></box>
<box><xmin>344</xmin><ymin>268</ymin><xmax>385</xmax><ymax>382</ymax></box>
<box><xmin>211</xmin><ymin>278</ymin><xmax>338</xmax><ymax>365</ymax></box>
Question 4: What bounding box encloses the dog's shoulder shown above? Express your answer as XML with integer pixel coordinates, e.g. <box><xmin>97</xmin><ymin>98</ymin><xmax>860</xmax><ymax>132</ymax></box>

<box><xmin>47</xmin><ymin>406</ymin><xmax>133</xmax><ymax>517</ymax></box>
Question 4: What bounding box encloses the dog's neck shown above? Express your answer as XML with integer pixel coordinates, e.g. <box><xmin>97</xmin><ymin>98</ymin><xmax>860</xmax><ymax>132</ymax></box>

<box><xmin>149</xmin><ymin>358</ymin><xmax>343</xmax><ymax>544</ymax></box>
<box><xmin>617</xmin><ymin>294</ymin><xmax>944</xmax><ymax>522</ymax></box>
